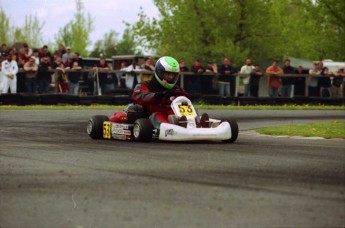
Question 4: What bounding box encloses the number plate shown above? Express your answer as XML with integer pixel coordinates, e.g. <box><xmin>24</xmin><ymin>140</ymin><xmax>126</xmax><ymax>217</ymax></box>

<box><xmin>103</xmin><ymin>122</ymin><xmax>111</xmax><ymax>139</ymax></box>
<box><xmin>178</xmin><ymin>105</ymin><xmax>195</xmax><ymax>116</ymax></box>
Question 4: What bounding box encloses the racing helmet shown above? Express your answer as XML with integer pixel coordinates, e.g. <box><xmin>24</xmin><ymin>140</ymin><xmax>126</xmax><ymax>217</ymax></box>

<box><xmin>154</xmin><ymin>56</ymin><xmax>180</xmax><ymax>89</ymax></box>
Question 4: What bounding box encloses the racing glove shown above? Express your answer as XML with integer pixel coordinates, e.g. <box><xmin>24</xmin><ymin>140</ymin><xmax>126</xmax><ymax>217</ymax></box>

<box><xmin>154</xmin><ymin>90</ymin><xmax>176</xmax><ymax>99</ymax></box>
<box><xmin>174</xmin><ymin>89</ymin><xmax>189</xmax><ymax>97</ymax></box>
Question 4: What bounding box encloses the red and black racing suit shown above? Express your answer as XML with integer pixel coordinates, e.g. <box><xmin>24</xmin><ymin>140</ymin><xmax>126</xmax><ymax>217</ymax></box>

<box><xmin>132</xmin><ymin>78</ymin><xmax>187</xmax><ymax>129</ymax></box>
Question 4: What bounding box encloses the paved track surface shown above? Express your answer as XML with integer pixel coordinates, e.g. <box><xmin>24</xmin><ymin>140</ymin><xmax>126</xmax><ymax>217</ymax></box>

<box><xmin>0</xmin><ymin>110</ymin><xmax>344</xmax><ymax>228</ymax></box>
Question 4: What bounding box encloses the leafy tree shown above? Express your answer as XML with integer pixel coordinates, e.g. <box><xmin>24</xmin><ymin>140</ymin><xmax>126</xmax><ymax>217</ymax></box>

<box><xmin>0</xmin><ymin>8</ymin><xmax>10</xmax><ymax>45</ymax></box>
<box><xmin>89</xmin><ymin>30</ymin><xmax>118</xmax><ymax>58</ymax></box>
<box><xmin>130</xmin><ymin>0</ymin><xmax>344</xmax><ymax>65</ymax></box>
<box><xmin>55</xmin><ymin>0</ymin><xmax>93</xmax><ymax>57</ymax></box>
<box><xmin>12</xmin><ymin>14</ymin><xmax>45</xmax><ymax>48</ymax></box>
<box><xmin>131</xmin><ymin>0</ymin><xmax>271</xmax><ymax>66</ymax></box>
<box><xmin>0</xmin><ymin>9</ymin><xmax>44</xmax><ymax>48</ymax></box>
<box><xmin>303</xmin><ymin>0</ymin><xmax>345</xmax><ymax>60</ymax></box>
<box><xmin>116</xmin><ymin>28</ymin><xmax>142</xmax><ymax>55</ymax></box>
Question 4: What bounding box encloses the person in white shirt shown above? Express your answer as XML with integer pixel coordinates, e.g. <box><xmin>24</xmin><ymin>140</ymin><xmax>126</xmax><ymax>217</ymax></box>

<box><xmin>122</xmin><ymin>60</ymin><xmax>142</xmax><ymax>89</ymax></box>
<box><xmin>1</xmin><ymin>53</ymin><xmax>19</xmax><ymax>94</ymax></box>
<box><xmin>239</xmin><ymin>58</ymin><xmax>255</xmax><ymax>96</ymax></box>
<box><xmin>62</xmin><ymin>47</ymin><xmax>74</xmax><ymax>63</ymax></box>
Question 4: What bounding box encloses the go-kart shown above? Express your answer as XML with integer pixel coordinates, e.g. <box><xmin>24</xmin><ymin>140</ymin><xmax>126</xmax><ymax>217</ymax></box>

<box><xmin>87</xmin><ymin>96</ymin><xmax>238</xmax><ymax>143</ymax></box>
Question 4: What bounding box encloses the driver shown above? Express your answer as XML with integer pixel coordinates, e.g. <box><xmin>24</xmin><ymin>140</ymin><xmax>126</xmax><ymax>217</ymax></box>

<box><xmin>132</xmin><ymin>56</ymin><xmax>194</xmax><ymax>129</ymax></box>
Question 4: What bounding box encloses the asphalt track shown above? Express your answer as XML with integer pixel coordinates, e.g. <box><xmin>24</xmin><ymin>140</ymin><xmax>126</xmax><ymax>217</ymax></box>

<box><xmin>0</xmin><ymin>109</ymin><xmax>344</xmax><ymax>228</ymax></box>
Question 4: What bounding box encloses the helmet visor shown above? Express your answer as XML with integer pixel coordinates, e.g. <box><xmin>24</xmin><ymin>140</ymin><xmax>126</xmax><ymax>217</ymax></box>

<box><xmin>164</xmin><ymin>72</ymin><xmax>179</xmax><ymax>84</ymax></box>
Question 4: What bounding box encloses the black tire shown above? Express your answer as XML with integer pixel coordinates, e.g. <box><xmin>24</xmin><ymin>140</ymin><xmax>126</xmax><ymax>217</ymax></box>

<box><xmin>222</xmin><ymin>119</ymin><xmax>239</xmax><ymax>143</ymax></box>
<box><xmin>87</xmin><ymin>115</ymin><xmax>109</xmax><ymax>139</ymax></box>
<box><xmin>133</xmin><ymin>118</ymin><xmax>153</xmax><ymax>142</ymax></box>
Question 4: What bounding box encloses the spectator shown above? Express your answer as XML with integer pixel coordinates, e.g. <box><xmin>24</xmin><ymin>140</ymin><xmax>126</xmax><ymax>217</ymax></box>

<box><xmin>239</xmin><ymin>58</ymin><xmax>255</xmax><ymax>96</ymax></box>
<box><xmin>179</xmin><ymin>59</ymin><xmax>189</xmax><ymax>72</ymax></box>
<box><xmin>17</xmin><ymin>43</ymin><xmax>32</xmax><ymax>65</ymax></box>
<box><xmin>249</xmin><ymin>64</ymin><xmax>263</xmax><ymax>97</ymax></box>
<box><xmin>319</xmin><ymin>67</ymin><xmax>332</xmax><ymax>97</ymax></box>
<box><xmin>51</xmin><ymin>56</ymin><xmax>63</xmax><ymax>69</ymax></box>
<box><xmin>57</xmin><ymin>44</ymin><xmax>66</xmax><ymax>57</ymax></box>
<box><xmin>37</xmin><ymin>56</ymin><xmax>52</xmax><ymax>94</ymax></box>
<box><xmin>281</xmin><ymin>58</ymin><xmax>295</xmax><ymax>97</ymax></box>
<box><xmin>62</xmin><ymin>47</ymin><xmax>74</xmax><ymax>63</ymax></box>
<box><xmin>17</xmin><ymin>47</ymin><xmax>29</xmax><ymax>68</ymax></box>
<box><xmin>116</xmin><ymin>62</ymin><xmax>127</xmax><ymax>88</ymax></box>
<box><xmin>178</xmin><ymin>59</ymin><xmax>189</xmax><ymax>89</ymax></box>
<box><xmin>64</xmin><ymin>57</ymin><xmax>73</xmax><ymax>68</ymax></box>
<box><xmin>39</xmin><ymin>45</ymin><xmax>53</xmax><ymax>63</ymax></box>
<box><xmin>265</xmin><ymin>59</ymin><xmax>284</xmax><ymax>97</ymax></box>
<box><xmin>331</xmin><ymin>66</ymin><xmax>344</xmax><ymax>97</ymax></box>
<box><xmin>188</xmin><ymin>59</ymin><xmax>204</xmax><ymax>93</ymax></box>
<box><xmin>218</xmin><ymin>58</ymin><xmax>236</xmax><ymax>97</ymax></box>
<box><xmin>140</xmin><ymin>56</ymin><xmax>155</xmax><ymax>82</ymax></box>
<box><xmin>123</xmin><ymin>60</ymin><xmax>141</xmax><ymax>90</ymax></box>
<box><xmin>32</xmin><ymin>49</ymin><xmax>40</xmax><ymax>65</ymax></box>
<box><xmin>205</xmin><ymin>60</ymin><xmax>218</xmax><ymax>94</ymax></box>
<box><xmin>56</xmin><ymin>62</ymin><xmax>69</xmax><ymax>93</ymax></box>
<box><xmin>71</xmin><ymin>52</ymin><xmax>84</xmax><ymax>68</ymax></box>
<box><xmin>68</xmin><ymin>61</ymin><xmax>82</xmax><ymax>95</ymax></box>
<box><xmin>23</xmin><ymin>56</ymin><xmax>38</xmax><ymax>93</ymax></box>
<box><xmin>294</xmin><ymin>65</ymin><xmax>307</xmax><ymax>96</ymax></box>
<box><xmin>308</xmin><ymin>62</ymin><xmax>321</xmax><ymax>97</ymax></box>
<box><xmin>23</xmin><ymin>43</ymin><xmax>33</xmax><ymax>59</ymax></box>
<box><xmin>93</xmin><ymin>57</ymin><xmax>114</xmax><ymax>94</ymax></box>
<box><xmin>1</xmin><ymin>53</ymin><xmax>19</xmax><ymax>94</ymax></box>
<box><xmin>0</xmin><ymin>43</ymin><xmax>9</xmax><ymax>61</ymax></box>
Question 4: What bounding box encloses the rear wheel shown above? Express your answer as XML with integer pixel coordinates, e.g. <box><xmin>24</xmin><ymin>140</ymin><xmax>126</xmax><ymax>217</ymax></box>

<box><xmin>133</xmin><ymin>118</ymin><xmax>153</xmax><ymax>142</ymax></box>
<box><xmin>222</xmin><ymin>119</ymin><xmax>239</xmax><ymax>143</ymax></box>
<box><xmin>87</xmin><ymin>115</ymin><xmax>109</xmax><ymax>139</ymax></box>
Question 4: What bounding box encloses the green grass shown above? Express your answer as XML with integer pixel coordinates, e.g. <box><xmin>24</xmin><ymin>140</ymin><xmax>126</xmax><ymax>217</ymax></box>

<box><xmin>0</xmin><ymin>104</ymin><xmax>344</xmax><ymax>110</ymax></box>
<box><xmin>256</xmin><ymin>120</ymin><xmax>345</xmax><ymax>139</ymax></box>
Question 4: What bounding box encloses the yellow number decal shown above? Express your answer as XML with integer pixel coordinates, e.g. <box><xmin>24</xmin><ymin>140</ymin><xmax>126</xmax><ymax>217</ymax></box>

<box><xmin>103</xmin><ymin>122</ymin><xmax>111</xmax><ymax>139</ymax></box>
<box><xmin>178</xmin><ymin>105</ymin><xmax>195</xmax><ymax>116</ymax></box>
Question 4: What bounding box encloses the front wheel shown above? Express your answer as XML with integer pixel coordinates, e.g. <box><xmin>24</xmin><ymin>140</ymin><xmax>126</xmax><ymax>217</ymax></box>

<box><xmin>133</xmin><ymin>118</ymin><xmax>153</xmax><ymax>142</ymax></box>
<box><xmin>87</xmin><ymin>115</ymin><xmax>109</xmax><ymax>139</ymax></box>
<box><xmin>222</xmin><ymin>119</ymin><xmax>238</xmax><ymax>143</ymax></box>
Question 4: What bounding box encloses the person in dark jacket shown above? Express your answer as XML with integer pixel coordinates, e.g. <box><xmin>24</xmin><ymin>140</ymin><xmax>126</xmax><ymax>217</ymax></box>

<box><xmin>293</xmin><ymin>65</ymin><xmax>308</xmax><ymax>96</ymax></box>
<box><xmin>319</xmin><ymin>67</ymin><xmax>332</xmax><ymax>97</ymax></box>
<box><xmin>218</xmin><ymin>58</ymin><xmax>237</xmax><ymax>97</ymax></box>
<box><xmin>281</xmin><ymin>58</ymin><xmax>295</xmax><ymax>97</ymax></box>
<box><xmin>37</xmin><ymin>56</ymin><xmax>52</xmax><ymax>94</ymax></box>
<box><xmin>249</xmin><ymin>65</ymin><xmax>263</xmax><ymax>97</ymax></box>
<box><xmin>187</xmin><ymin>59</ymin><xmax>204</xmax><ymax>93</ymax></box>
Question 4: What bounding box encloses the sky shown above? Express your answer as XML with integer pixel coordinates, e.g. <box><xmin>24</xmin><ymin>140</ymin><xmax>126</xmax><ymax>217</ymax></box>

<box><xmin>1</xmin><ymin>0</ymin><xmax>160</xmax><ymax>48</ymax></box>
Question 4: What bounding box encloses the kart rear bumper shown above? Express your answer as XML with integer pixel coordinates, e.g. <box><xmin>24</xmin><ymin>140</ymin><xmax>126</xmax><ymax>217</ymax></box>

<box><xmin>158</xmin><ymin>121</ymin><xmax>231</xmax><ymax>141</ymax></box>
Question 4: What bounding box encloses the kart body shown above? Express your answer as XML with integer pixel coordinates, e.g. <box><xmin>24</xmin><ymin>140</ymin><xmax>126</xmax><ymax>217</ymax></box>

<box><xmin>87</xmin><ymin>96</ymin><xmax>238</xmax><ymax>143</ymax></box>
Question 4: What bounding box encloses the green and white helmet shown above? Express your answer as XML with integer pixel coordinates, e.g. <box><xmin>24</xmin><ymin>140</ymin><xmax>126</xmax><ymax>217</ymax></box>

<box><xmin>154</xmin><ymin>56</ymin><xmax>180</xmax><ymax>89</ymax></box>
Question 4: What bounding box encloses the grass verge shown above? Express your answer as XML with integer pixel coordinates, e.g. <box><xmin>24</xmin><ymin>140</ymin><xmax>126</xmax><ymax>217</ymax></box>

<box><xmin>256</xmin><ymin>120</ymin><xmax>345</xmax><ymax>139</ymax></box>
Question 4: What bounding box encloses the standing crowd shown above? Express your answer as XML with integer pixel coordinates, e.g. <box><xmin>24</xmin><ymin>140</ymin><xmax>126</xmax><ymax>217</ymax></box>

<box><xmin>1</xmin><ymin>42</ymin><xmax>344</xmax><ymax>98</ymax></box>
<box><xmin>0</xmin><ymin>43</ymin><xmax>85</xmax><ymax>95</ymax></box>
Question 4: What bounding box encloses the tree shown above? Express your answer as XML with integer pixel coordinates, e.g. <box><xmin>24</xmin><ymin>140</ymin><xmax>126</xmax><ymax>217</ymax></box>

<box><xmin>304</xmin><ymin>0</ymin><xmax>345</xmax><ymax>60</ymax></box>
<box><xmin>12</xmin><ymin>14</ymin><xmax>45</xmax><ymax>48</ymax></box>
<box><xmin>0</xmin><ymin>8</ymin><xmax>10</xmax><ymax>45</ymax></box>
<box><xmin>130</xmin><ymin>0</ymin><xmax>344</xmax><ymax>66</ymax></box>
<box><xmin>55</xmin><ymin>0</ymin><xmax>93</xmax><ymax>56</ymax></box>
<box><xmin>131</xmin><ymin>0</ymin><xmax>269</xmax><ymax>66</ymax></box>
<box><xmin>0</xmin><ymin>9</ymin><xmax>44</xmax><ymax>48</ymax></box>
<box><xmin>89</xmin><ymin>30</ymin><xmax>118</xmax><ymax>58</ymax></box>
<box><xmin>116</xmin><ymin>28</ymin><xmax>142</xmax><ymax>55</ymax></box>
